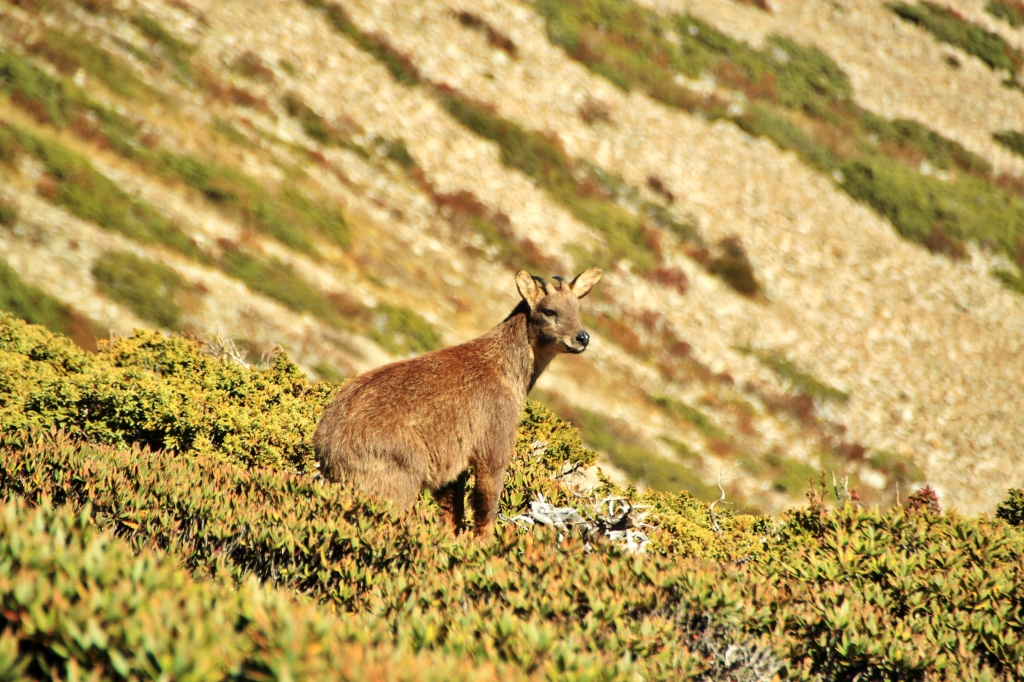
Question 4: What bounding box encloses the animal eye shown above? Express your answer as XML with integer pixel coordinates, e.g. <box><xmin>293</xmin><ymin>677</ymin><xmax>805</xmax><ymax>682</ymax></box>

<box><xmin>540</xmin><ymin>309</ymin><xmax>558</xmax><ymax>318</ymax></box>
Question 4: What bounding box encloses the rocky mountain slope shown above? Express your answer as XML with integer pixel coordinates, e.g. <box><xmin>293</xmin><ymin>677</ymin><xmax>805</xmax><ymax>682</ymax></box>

<box><xmin>1</xmin><ymin>0</ymin><xmax>1022</xmax><ymax>513</ymax></box>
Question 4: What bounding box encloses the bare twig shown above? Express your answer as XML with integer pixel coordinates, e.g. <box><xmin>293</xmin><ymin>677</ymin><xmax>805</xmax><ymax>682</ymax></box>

<box><xmin>709</xmin><ymin>473</ymin><xmax>732</xmax><ymax>534</ymax></box>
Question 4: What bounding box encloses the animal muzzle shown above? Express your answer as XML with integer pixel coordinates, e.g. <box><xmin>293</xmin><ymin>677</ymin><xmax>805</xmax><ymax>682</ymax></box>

<box><xmin>567</xmin><ymin>330</ymin><xmax>590</xmax><ymax>353</ymax></box>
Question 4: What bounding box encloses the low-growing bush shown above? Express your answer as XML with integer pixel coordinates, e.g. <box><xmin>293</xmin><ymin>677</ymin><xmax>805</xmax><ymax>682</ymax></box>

<box><xmin>91</xmin><ymin>250</ymin><xmax>188</xmax><ymax>329</ymax></box>
<box><xmin>437</xmin><ymin>88</ymin><xmax>660</xmax><ymax>272</ymax></box>
<box><xmin>27</xmin><ymin>27</ymin><xmax>158</xmax><ymax>101</ymax></box>
<box><xmin>995</xmin><ymin>487</ymin><xmax>1024</xmax><ymax>526</ymax></box>
<box><xmin>6</xmin><ymin>319</ymin><xmax>1024</xmax><ymax>678</ymax></box>
<box><xmin>369</xmin><ymin>303</ymin><xmax>443</xmax><ymax>355</ymax></box>
<box><xmin>1</xmin><ymin>47</ymin><xmax>350</xmax><ymax>255</ymax></box>
<box><xmin>994</xmin><ymin>129</ymin><xmax>1024</xmax><ymax>158</ymax></box>
<box><xmin>0</xmin><ymin>312</ymin><xmax>333</xmax><ymax>470</ymax></box>
<box><xmin>0</xmin><ymin>438</ymin><xmax>779</xmax><ymax>679</ymax></box>
<box><xmin>0</xmin><ymin>123</ymin><xmax>202</xmax><ymax>258</ymax></box>
<box><xmin>0</xmin><ymin>498</ymin><xmax>505</xmax><ymax>681</ymax></box>
<box><xmin>130</xmin><ymin>12</ymin><xmax>195</xmax><ymax>80</ymax></box>
<box><xmin>840</xmin><ymin>157</ymin><xmax>1024</xmax><ymax>256</ymax></box>
<box><xmin>536</xmin><ymin>390</ymin><xmax>721</xmax><ymax>500</ymax></box>
<box><xmin>988</xmin><ymin>0</ymin><xmax>1024</xmax><ymax>27</ymax></box>
<box><xmin>453</xmin><ymin>11</ymin><xmax>518</xmax><ymax>58</ymax></box>
<box><xmin>218</xmin><ymin>245</ymin><xmax>353</xmax><ymax>326</ymax></box>
<box><xmin>889</xmin><ymin>2</ymin><xmax>1024</xmax><ymax>76</ymax></box>
<box><xmin>651</xmin><ymin>394</ymin><xmax>726</xmax><ymax>440</ymax></box>
<box><xmin>992</xmin><ymin>267</ymin><xmax>1024</xmax><ymax>295</ymax></box>
<box><xmin>736</xmin><ymin>346</ymin><xmax>849</xmax><ymax>404</ymax></box>
<box><xmin>302</xmin><ymin>0</ymin><xmax>422</xmax><ymax>85</ymax></box>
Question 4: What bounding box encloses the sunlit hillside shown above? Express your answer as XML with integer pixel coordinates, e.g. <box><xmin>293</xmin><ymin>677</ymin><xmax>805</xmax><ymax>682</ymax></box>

<box><xmin>2</xmin><ymin>0</ymin><xmax>1023</xmax><ymax>513</ymax></box>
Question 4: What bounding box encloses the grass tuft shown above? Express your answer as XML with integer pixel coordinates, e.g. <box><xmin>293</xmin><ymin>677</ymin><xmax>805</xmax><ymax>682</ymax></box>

<box><xmin>888</xmin><ymin>2</ymin><xmax>1023</xmax><ymax>77</ymax></box>
<box><xmin>91</xmin><ymin>251</ymin><xmax>188</xmax><ymax>330</ymax></box>
<box><xmin>736</xmin><ymin>346</ymin><xmax>849</xmax><ymax>403</ymax></box>
<box><xmin>994</xmin><ymin>130</ymin><xmax>1024</xmax><ymax>158</ymax></box>
<box><xmin>987</xmin><ymin>0</ymin><xmax>1024</xmax><ymax>27</ymax></box>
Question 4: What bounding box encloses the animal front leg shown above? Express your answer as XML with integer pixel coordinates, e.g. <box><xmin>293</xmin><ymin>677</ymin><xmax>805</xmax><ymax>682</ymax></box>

<box><xmin>432</xmin><ymin>471</ymin><xmax>469</xmax><ymax>533</ymax></box>
<box><xmin>470</xmin><ymin>468</ymin><xmax>504</xmax><ymax>538</ymax></box>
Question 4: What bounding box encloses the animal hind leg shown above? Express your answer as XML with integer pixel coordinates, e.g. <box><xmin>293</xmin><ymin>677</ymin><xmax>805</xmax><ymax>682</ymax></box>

<box><xmin>432</xmin><ymin>471</ymin><xmax>469</xmax><ymax>533</ymax></box>
<box><xmin>469</xmin><ymin>468</ymin><xmax>504</xmax><ymax>539</ymax></box>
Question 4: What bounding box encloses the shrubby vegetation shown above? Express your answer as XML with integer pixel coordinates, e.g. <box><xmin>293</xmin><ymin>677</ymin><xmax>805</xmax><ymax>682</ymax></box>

<box><xmin>736</xmin><ymin>346</ymin><xmax>849</xmax><ymax>404</ymax></box>
<box><xmin>0</xmin><ymin>123</ymin><xmax>202</xmax><ymax>258</ymax></box>
<box><xmin>0</xmin><ymin>312</ymin><xmax>333</xmax><ymax>471</ymax></box>
<box><xmin>889</xmin><ymin>2</ymin><xmax>1023</xmax><ymax>82</ymax></box>
<box><xmin>0</xmin><ymin>498</ymin><xmax>502</xmax><ymax>681</ymax></box>
<box><xmin>0</xmin><ymin>43</ymin><xmax>349</xmax><ymax>254</ymax></box>
<box><xmin>995</xmin><ymin>130</ymin><xmax>1024</xmax><ymax>158</ymax></box>
<box><xmin>2</xmin><ymin>315</ymin><xmax>1024</xmax><ymax>679</ymax></box>
<box><xmin>532</xmin><ymin>0</ymin><xmax>1024</xmax><ymax>276</ymax></box>
<box><xmin>26</xmin><ymin>26</ymin><xmax>160</xmax><ymax>101</ymax></box>
<box><xmin>91</xmin><ymin>250</ymin><xmax>189</xmax><ymax>329</ymax></box>
<box><xmin>987</xmin><ymin>0</ymin><xmax>1024</xmax><ymax>28</ymax></box>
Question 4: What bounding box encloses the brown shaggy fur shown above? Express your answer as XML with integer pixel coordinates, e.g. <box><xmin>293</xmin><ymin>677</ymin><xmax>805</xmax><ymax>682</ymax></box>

<box><xmin>314</xmin><ymin>269</ymin><xmax>602</xmax><ymax>537</ymax></box>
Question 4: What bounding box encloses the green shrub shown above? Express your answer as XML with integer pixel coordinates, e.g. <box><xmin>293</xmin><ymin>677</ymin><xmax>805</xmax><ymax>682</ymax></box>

<box><xmin>0</xmin><ymin>498</ymin><xmax>503</xmax><ymax>681</ymax></box>
<box><xmin>376</xmin><ymin>136</ymin><xmax>417</xmax><ymax>168</ymax></box>
<box><xmin>91</xmin><ymin>251</ymin><xmax>187</xmax><ymax>329</ymax></box>
<box><xmin>995</xmin><ymin>130</ymin><xmax>1024</xmax><ymax>158</ymax></box>
<box><xmin>27</xmin><ymin>27</ymin><xmax>158</xmax><ymax>101</ymax></box>
<box><xmin>0</xmin><ymin>48</ymin><xmax>143</xmax><ymax>150</ymax></box>
<box><xmin>993</xmin><ymin>267</ymin><xmax>1024</xmax><ymax>295</ymax></box>
<box><xmin>437</xmin><ymin>89</ymin><xmax>659</xmax><ymax>271</ymax></box>
<box><xmin>0</xmin><ymin>48</ymin><xmax>80</xmax><ymax>126</ymax></box>
<box><xmin>0</xmin><ymin>433</ymin><xmax>773</xmax><ymax>679</ymax></box>
<box><xmin>0</xmin><ymin>48</ymin><xmax>349</xmax><ymax>255</ymax></box>
<box><xmin>369</xmin><ymin>303</ymin><xmax>442</xmax><ymax>356</ymax></box>
<box><xmin>0</xmin><ymin>312</ymin><xmax>333</xmax><ymax>470</ymax></box>
<box><xmin>651</xmin><ymin>394</ymin><xmax>726</xmax><ymax>440</ymax></box>
<box><xmin>8</xmin><ymin>435</ymin><xmax>1024</xmax><ymax>679</ymax></box>
<box><xmin>432</xmin><ymin>190</ymin><xmax>560</xmax><ymax>272</ymax></box>
<box><xmin>995</xmin><ymin>487</ymin><xmax>1024</xmax><ymax>526</ymax></box>
<box><xmin>0</xmin><ymin>259</ymin><xmax>100</xmax><ymax>350</ymax></box>
<box><xmin>1</xmin><ymin>123</ymin><xmax>202</xmax><ymax>259</ymax></box>
<box><xmin>867</xmin><ymin>449</ymin><xmax>925</xmax><ymax>485</ymax></box>
<box><xmin>736</xmin><ymin>346</ymin><xmax>849</xmax><ymax>403</ymax></box>
<box><xmin>840</xmin><ymin>156</ymin><xmax>1024</xmax><ymax>255</ymax></box>
<box><xmin>889</xmin><ymin>2</ymin><xmax>1024</xmax><ymax>75</ymax></box>
<box><xmin>866</xmin><ymin>114</ymin><xmax>991</xmax><ymax>174</ymax></box>
<box><xmin>762</xmin><ymin>504</ymin><xmax>1024</xmax><ymax>679</ymax></box>
<box><xmin>537</xmin><ymin>390</ymin><xmax>719</xmax><ymax>500</ymax></box>
<box><xmin>302</xmin><ymin>0</ymin><xmax>422</xmax><ymax>85</ymax></box>
<box><xmin>219</xmin><ymin>246</ymin><xmax>352</xmax><ymax>325</ymax></box>
<box><xmin>988</xmin><ymin>0</ymin><xmax>1024</xmax><ymax>27</ymax></box>
<box><xmin>130</xmin><ymin>12</ymin><xmax>195</xmax><ymax>79</ymax></box>
<box><xmin>211</xmin><ymin>116</ymin><xmax>255</xmax><ymax>148</ymax></box>
<box><xmin>284</xmin><ymin>92</ymin><xmax>349</xmax><ymax>147</ymax></box>
<box><xmin>133</xmin><ymin>150</ymin><xmax>350</xmax><ymax>252</ymax></box>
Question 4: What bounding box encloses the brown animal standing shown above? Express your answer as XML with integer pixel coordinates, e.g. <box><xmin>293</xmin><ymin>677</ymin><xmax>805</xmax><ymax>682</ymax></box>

<box><xmin>314</xmin><ymin>268</ymin><xmax>602</xmax><ymax>537</ymax></box>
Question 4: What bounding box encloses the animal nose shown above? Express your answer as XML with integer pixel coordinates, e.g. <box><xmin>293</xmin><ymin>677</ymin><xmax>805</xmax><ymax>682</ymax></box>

<box><xmin>575</xmin><ymin>330</ymin><xmax>590</xmax><ymax>348</ymax></box>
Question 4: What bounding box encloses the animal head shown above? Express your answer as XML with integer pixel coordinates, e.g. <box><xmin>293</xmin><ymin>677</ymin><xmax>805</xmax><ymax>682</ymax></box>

<box><xmin>515</xmin><ymin>268</ymin><xmax>602</xmax><ymax>354</ymax></box>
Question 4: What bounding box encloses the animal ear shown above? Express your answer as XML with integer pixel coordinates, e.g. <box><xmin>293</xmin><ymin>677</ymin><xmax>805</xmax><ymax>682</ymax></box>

<box><xmin>569</xmin><ymin>268</ymin><xmax>603</xmax><ymax>299</ymax></box>
<box><xmin>515</xmin><ymin>270</ymin><xmax>544</xmax><ymax>308</ymax></box>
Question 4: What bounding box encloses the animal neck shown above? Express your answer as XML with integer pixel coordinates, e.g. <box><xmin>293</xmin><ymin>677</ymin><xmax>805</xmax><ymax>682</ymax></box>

<box><xmin>493</xmin><ymin>301</ymin><xmax>551</xmax><ymax>395</ymax></box>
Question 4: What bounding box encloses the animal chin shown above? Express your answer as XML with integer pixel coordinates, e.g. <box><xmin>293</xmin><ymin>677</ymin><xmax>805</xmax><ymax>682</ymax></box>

<box><xmin>566</xmin><ymin>345</ymin><xmax>587</xmax><ymax>354</ymax></box>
